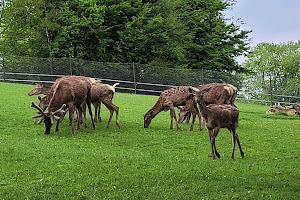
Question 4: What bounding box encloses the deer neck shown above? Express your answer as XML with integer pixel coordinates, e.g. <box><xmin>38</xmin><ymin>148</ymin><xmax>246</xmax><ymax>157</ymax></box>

<box><xmin>150</xmin><ymin>100</ymin><xmax>164</xmax><ymax>117</ymax></box>
<box><xmin>198</xmin><ymin>97</ymin><xmax>210</xmax><ymax>119</ymax></box>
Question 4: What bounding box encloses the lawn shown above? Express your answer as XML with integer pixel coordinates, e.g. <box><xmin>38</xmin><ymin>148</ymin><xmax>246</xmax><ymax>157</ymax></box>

<box><xmin>0</xmin><ymin>82</ymin><xmax>299</xmax><ymax>199</ymax></box>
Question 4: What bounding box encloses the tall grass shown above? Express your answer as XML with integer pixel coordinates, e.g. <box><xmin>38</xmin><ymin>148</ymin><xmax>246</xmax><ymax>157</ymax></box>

<box><xmin>0</xmin><ymin>82</ymin><xmax>299</xmax><ymax>199</ymax></box>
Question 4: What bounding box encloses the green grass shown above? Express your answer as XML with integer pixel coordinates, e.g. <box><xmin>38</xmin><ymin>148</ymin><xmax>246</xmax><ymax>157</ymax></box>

<box><xmin>0</xmin><ymin>82</ymin><xmax>300</xmax><ymax>199</ymax></box>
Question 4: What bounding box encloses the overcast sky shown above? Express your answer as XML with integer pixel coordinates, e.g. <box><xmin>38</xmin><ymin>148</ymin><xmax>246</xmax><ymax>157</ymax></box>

<box><xmin>223</xmin><ymin>0</ymin><xmax>300</xmax><ymax>47</ymax></box>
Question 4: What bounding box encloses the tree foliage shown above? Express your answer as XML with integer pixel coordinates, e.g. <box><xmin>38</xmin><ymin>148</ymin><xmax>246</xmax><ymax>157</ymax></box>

<box><xmin>0</xmin><ymin>0</ymin><xmax>251</xmax><ymax>72</ymax></box>
<box><xmin>244</xmin><ymin>42</ymin><xmax>300</xmax><ymax>100</ymax></box>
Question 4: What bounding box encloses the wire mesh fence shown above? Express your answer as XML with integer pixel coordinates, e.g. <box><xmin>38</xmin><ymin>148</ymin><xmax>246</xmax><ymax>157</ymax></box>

<box><xmin>0</xmin><ymin>55</ymin><xmax>299</xmax><ymax>105</ymax></box>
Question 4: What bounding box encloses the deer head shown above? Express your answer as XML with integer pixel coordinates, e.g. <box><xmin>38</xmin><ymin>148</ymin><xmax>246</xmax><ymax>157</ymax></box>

<box><xmin>28</xmin><ymin>84</ymin><xmax>44</xmax><ymax>96</ymax></box>
<box><xmin>144</xmin><ymin>110</ymin><xmax>154</xmax><ymax>128</ymax></box>
<box><xmin>37</xmin><ymin>96</ymin><xmax>49</xmax><ymax>111</ymax></box>
<box><xmin>31</xmin><ymin>102</ymin><xmax>67</xmax><ymax>134</ymax></box>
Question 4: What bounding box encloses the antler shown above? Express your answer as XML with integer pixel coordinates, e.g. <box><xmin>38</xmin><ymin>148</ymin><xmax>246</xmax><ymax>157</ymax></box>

<box><xmin>53</xmin><ymin>104</ymin><xmax>67</xmax><ymax>115</ymax></box>
<box><xmin>52</xmin><ymin>104</ymin><xmax>68</xmax><ymax>122</ymax></box>
<box><xmin>31</xmin><ymin>102</ymin><xmax>45</xmax><ymax>114</ymax></box>
<box><xmin>31</xmin><ymin>102</ymin><xmax>46</xmax><ymax>124</ymax></box>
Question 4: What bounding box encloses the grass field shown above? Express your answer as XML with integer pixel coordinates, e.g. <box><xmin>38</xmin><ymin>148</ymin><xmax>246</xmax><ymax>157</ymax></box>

<box><xmin>0</xmin><ymin>82</ymin><xmax>300</xmax><ymax>199</ymax></box>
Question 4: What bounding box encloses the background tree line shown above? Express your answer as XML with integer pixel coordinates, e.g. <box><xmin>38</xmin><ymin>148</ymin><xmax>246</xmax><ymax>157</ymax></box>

<box><xmin>243</xmin><ymin>42</ymin><xmax>300</xmax><ymax>102</ymax></box>
<box><xmin>0</xmin><ymin>0</ymin><xmax>251</xmax><ymax>72</ymax></box>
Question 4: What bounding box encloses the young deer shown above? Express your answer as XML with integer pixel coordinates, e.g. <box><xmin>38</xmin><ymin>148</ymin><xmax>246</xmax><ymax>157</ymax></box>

<box><xmin>190</xmin><ymin>87</ymin><xmax>244</xmax><ymax>160</ymax></box>
<box><xmin>28</xmin><ymin>83</ymin><xmax>51</xmax><ymax>96</ymax></box>
<box><xmin>91</xmin><ymin>82</ymin><xmax>120</xmax><ymax>128</ymax></box>
<box><xmin>178</xmin><ymin>83</ymin><xmax>237</xmax><ymax>131</ymax></box>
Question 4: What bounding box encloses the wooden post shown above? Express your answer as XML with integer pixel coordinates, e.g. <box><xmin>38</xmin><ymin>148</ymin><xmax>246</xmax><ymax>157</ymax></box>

<box><xmin>269</xmin><ymin>77</ymin><xmax>273</xmax><ymax>106</ymax></box>
<box><xmin>132</xmin><ymin>62</ymin><xmax>137</xmax><ymax>94</ymax></box>
<box><xmin>2</xmin><ymin>56</ymin><xmax>5</xmax><ymax>82</ymax></box>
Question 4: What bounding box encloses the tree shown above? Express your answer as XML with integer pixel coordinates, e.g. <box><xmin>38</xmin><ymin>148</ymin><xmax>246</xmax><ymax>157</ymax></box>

<box><xmin>117</xmin><ymin>0</ymin><xmax>190</xmax><ymax>68</ymax></box>
<box><xmin>244</xmin><ymin>42</ymin><xmax>300</xmax><ymax>102</ymax></box>
<box><xmin>0</xmin><ymin>0</ymin><xmax>60</xmax><ymax>57</ymax></box>
<box><xmin>0</xmin><ymin>0</ymin><xmax>251</xmax><ymax>73</ymax></box>
<box><xmin>179</xmin><ymin>0</ymin><xmax>251</xmax><ymax>72</ymax></box>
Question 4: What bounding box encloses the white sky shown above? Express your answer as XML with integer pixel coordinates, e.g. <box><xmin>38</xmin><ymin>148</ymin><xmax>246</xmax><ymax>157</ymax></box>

<box><xmin>223</xmin><ymin>0</ymin><xmax>300</xmax><ymax>47</ymax></box>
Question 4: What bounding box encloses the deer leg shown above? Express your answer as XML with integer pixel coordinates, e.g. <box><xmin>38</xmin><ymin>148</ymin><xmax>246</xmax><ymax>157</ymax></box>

<box><xmin>169</xmin><ymin>106</ymin><xmax>180</xmax><ymax>130</ymax></box>
<box><xmin>228</xmin><ymin>127</ymin><xmax>236</xmax><ymax>160</ymax></box>
<box><xmin>68</xmin><ymin>105</ymin><xmax>75</xmax><ymax>134</ymax></box>
<box><xmin>98</xmin><ymin>102</ymin><xmax>102</xmax><ymax>122</ymax></box>
<box><xmin>113</xmin><ymin>104</ymin><xmax>120</xmax><ymax>129</ymax></box>
<box><xmin>93</xmin><ymin>103</ymin><xmax>98</xmax><ymax>122</ymax></box>
<box><xmin>190</xmin><ymin>113</ymin><xmax>196</xmax><ymax>131</ymax></box>
<box><xmin>235</xmin><ymin>131</ymin><xmax>244</xmax><ymax>158</ymax></box>
<box><xmin>81</xmin><ymin>102</ymin><xmax>87</xmax><ymax>128</ymax></box>
<box><xmin>213</xmin><ymin>127</ymin><xmax>221</xmax><ymax>158</ymax></box>
<box><xmin>103</xmin><ymin>101</ymin><xmax>120</xmax><ymax>128</ymax></box>
<box><xmin>170</xmin><ymin>111</ymin><xmax>174</xmax><ymax>129</ymax></box>
<box><xmin>185</xmin><ymin>111</ymin><xmax>191</xmax><ymax>124</ymax></box>
<box><xmin>86</xmin><ymin>100</ymin><xmax>96</xmax><ymax>129</ymax></box>
<box><xmin>75</xmin><ymin>104</ymin><xmax>83</xmax><ymax>131</ymax></box>
<box><xmin>208</xmin><ymin>128</ymin><xmax>216</xmax><ymax>159</ymax></box>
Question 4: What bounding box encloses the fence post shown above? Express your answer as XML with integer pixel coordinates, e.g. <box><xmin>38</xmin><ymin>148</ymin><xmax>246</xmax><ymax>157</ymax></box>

<box><xmin>2</xmin><ymin>56</ymin><xmax>5</xmax><ymax>82</ymax></box>
<box><xmin>269</xmin><ymin>77</ymin><xmax>273</xmax><ymax>106</ymax></box>
<box><xmin>69</xmin><ymin>56</ymin><xmax>73</xmax><ymax>75</ymax></box>
<box><xmin>132</xmin><ymin>62</ymin><xmax>137</xmax><ymax>94</ymax></box>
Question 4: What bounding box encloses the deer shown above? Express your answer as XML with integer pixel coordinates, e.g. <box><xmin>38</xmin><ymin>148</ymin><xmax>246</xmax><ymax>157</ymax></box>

<box><xmin>91</xmin><ymin>82</ymin><xmax>120</xmax><ymax>128</ymax></box>
<box><xmin>31</xmin><ymin>75</ymin><xmax>95</xmax><ymax>134</ymax></box>
<box><xmin>28</xmin><ymin>83</ymin><xmax>51</xmax><ymax>96</ymax></box>
<box><xmin>178</xmin><ymin>83</ymin><xmax>238</xmax><ymax>131</ymax></box>
<box><xmin>144</xmin><ymin>86</ymin><xmax>201</xmax><ymax>130</ymax></box>
<box><xmin>266</xmin><ymin>103</ymin><xmax>300</xmax><ymax>115</ymax></box>
<box><xmin>190</xmin><ymin>87</ymin><xmax>244</xmax><ymax>160</ymax></box>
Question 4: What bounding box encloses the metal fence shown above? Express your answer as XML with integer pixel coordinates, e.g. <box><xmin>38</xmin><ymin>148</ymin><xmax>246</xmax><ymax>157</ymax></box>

<box><xmin>1</xmin><ymin>55</ymin><xmax>299</xmax><ymax>105</ymax></box>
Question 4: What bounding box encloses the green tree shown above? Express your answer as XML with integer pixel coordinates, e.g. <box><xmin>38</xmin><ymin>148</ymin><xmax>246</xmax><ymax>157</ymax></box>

<box><xmin>0</xmin><ymin>0</ymin><xmax>251</xmax><ymax>73</ymax></box>
<box><xmin>117</xmin><ymin>0</ymin><xmax>190</xmax><ymax>68</ymax></box>
<box><xmin>244</xmin><ymin>42</ymin><xmax>300</xmax><ymax>101</ymax></box>
<box><xmin>51</xmin><ymin>0</ymin><xmax>143</xmax><ymax>61</ymax></box>
<box><xmin>179</xmin><ymin>0</ymin><xmax>251</xmax><ymax>72</ymax></box>
<box><xmin>0</xmin><ymin>0</ymin><xmax>60</xmax><ymax>57</ymax></box>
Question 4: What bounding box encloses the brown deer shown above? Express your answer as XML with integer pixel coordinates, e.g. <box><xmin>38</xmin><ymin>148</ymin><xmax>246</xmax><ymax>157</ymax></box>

<box><xmin>190</xmin><ymin>87</ymin><xmax>244</xmax><ymax>160</ymax></box>
<box><xmin>91</xmin><ymin>82</ymin><xmax>120</xmax><ymax>128</ymax></box>
<box><xmin>28</xmin><ymin>83</ymin><xmax>51</xmax><ymax>96</ymax></box>
<box><xmin>144</xmin><ymin>86</ymin><xmax>200</xmax><ymax>129</ymax></box>
<box><xmin>178</xmin><ymin>83</ymin><xmax>237</xmax><ymax>131</ymax></box>
<box><xmin>31</xmin><ymin>75</ymin><xmax>95</xmax><ymax>134</ymax></box>
<box><xmin>266</xmin><ymin>103</ymin><xmax>299</xmax><ymax>115</ymax></box>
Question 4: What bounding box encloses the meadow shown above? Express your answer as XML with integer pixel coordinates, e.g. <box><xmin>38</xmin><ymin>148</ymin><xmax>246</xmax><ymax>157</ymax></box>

<box><xmin>0</xmin><ymin>82</ymin><xmax>299</xmax><ymax>199</ymax></box>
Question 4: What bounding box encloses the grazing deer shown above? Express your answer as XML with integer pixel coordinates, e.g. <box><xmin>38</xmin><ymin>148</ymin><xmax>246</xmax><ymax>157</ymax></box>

<box><xmin>144</xmin><ymin>86</ymin><xmax>200</xmax><ymax>130</ymax></box>
<box><xmin>178</xmin><ymin>83</ymin><xmax>238</xmax><ymax>131</ymax></box>
<box><xmin>31</xmin><ymin>75</ymin><xmax>95</xmax><ymax>134</ymax></box>
<box><xmin>190</xmin><ymin>87</ymin><xmax>244</xmax><ymax>160</ymax></box>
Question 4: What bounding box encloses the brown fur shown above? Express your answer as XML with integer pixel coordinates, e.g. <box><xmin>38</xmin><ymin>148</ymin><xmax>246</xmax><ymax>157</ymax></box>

<box><xmin>91</xmin><ymin>82</ymin><xmax>120</xmax><ymax>128</ymax></box>
<box><xmin>144</xmin><ymin>86</ymin><xmax>200</xmax><ymax>129</ymax></box>
<box><xmin>178</xmin><ymin>83</ymin><xmax>238</xmax><ymax>131</ymax></box>
<box><xmin>191</xmin><ymin>88</ymin><xmax>244</xmax><ymax>160</ymax></box>
<box><xmin>28</xmin><ymin>83</ymin><xmax>51</xmax><ymax>96</ymax></box>
<box><xmin>266</xmin><ymin>103</ymin><xmax>299</xmax><ymax>115</ymax></box>
<box><xmin>32</xmin><ymin>75</ymin><xmax>95</xmax><ymax>134</ymax></box>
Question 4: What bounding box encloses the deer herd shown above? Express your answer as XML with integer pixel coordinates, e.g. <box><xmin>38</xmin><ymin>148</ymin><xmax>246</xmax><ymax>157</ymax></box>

<box><xmin>28</xmin><ymin>75</ymin><xmax>246</xmax><ymax>159</ymax></box>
